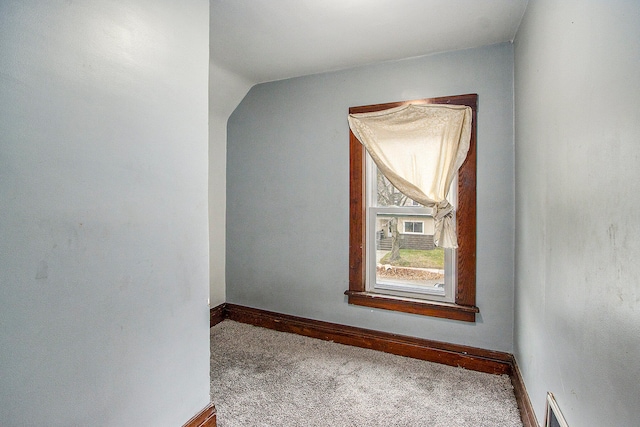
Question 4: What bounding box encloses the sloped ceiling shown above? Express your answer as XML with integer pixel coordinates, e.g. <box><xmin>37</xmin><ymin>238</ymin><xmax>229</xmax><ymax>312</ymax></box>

<box><xmin>210</xmin><ymin>0</ymin><xmax>529</xmax><ymax>84</ymax></box>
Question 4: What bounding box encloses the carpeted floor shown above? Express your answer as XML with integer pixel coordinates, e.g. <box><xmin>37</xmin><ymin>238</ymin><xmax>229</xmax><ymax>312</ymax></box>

<box><xmin>210</xmin><ymin>320</ymin><xmax>523</xmax><ymax>427</ymax></box>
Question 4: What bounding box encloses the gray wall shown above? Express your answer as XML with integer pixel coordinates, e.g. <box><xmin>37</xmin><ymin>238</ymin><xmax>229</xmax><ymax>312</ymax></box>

<box><xmin>209</xmin><ymin>61</ymin><xmax>252</xmax><ymax>307</ymax></box>
<box><xmin>0</xmin><ymin>1</ymin><xmax>211</xmax><ymax>425</ymax></box>
<box><xmin>514</xmin><ymin>1</ymin><xmax>640</xmax><ymax>426</ymax></box>
<box><xmin>227</xmin><ymin>43</ymin><xmax>515</xmax><ymax>352</ymax></box>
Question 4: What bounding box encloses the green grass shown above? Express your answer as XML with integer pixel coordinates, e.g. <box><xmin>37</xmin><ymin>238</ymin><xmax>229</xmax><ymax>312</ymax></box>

<box><xmin>379</xmin><ymin>248</ymin><xmax>445</xmax><ymax>269</ymax></box>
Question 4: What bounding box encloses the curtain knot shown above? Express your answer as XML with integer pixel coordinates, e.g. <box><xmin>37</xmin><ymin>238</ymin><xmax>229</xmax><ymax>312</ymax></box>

<box><xmin>433</xmin><ymin>200</ymin><xmax>453</xmax><ymax>221</ymax></box>
<box><xmin>433</xmin><ymin>200</ymin><xmax>457</xmax><ymax>249</ymax></box>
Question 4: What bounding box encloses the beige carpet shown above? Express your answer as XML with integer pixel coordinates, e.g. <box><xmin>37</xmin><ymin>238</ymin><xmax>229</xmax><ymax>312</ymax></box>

<box><xmin>210</xmin><ymin>320</ymin><xmax>523</xmax><ymax>427</ymax></box>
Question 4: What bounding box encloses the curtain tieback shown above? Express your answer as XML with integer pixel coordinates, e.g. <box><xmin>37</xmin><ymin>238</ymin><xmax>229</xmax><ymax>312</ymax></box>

<box><xmin>432</xmin><ymin>200</ymin><xmax>456</xmax><ymax>248</ymax></box>
<box><xmin>432</xmin><ymin>200</ymin><xmax>453</xmax><ymax>221</ymax></box>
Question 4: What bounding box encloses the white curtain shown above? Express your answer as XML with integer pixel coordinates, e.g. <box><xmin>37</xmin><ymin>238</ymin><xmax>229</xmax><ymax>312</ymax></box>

<box><xmin>348</xmin><ymin>104</ymin><xmax>472</xmax><ymax>248</ymax></box>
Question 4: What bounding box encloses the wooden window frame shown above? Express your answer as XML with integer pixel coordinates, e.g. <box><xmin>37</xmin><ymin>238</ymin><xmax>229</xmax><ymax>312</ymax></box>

<box><xmin>345</xmin><ymin>93</ymin><xmax>479</xmax><ymax>322</ymax></box>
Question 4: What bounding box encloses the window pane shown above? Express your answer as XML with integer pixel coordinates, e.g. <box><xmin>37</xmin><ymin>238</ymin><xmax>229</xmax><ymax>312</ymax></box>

<box><xmin>374</xmin><ymin>213</ymin><xmax>444</xmax><ymax>296</ymax></box>
<box><xmin>376</xmin><ymin>168</ymin><xmax>420</xmax><ymax>207</ymax></box>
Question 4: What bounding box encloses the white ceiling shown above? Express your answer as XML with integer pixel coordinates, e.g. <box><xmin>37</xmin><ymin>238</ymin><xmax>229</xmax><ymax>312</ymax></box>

<box><xmin>210</xmin><ymin>0</ymin><xmax>529</xmax><ymax>84</ymax></box>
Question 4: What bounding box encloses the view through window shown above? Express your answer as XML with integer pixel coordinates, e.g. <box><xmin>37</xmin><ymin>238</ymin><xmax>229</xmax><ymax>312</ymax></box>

<box><xmin>368</xmin><ymin>164</ymin><xmax>455</xmax><ymax>302</ymax></box>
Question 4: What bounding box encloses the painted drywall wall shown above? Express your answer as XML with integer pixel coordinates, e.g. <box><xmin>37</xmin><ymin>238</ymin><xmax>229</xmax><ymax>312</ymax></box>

<box><xmin>208</xmin><ymin>61</ymin><xmax>252</xmax><ymax>307</ymax></box>
<box><xmin>0</xmin><ymin>2</ymin><xmax>211</xmax><ymax>426</ymax></box>
<box><xmin>514</xmin><ymin>1</ymin><xmax>640</xmax><ymax>425</ymax></box>
<box><xmin>227</xmin><ymin>43</ymin><xmax>515</xmax><ymax>352</ymax></box>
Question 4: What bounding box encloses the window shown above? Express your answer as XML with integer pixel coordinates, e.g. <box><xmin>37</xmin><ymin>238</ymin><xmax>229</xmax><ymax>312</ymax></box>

<box><xmin>346</xmin><ymin>94</ymin><xmax>478</xmax><ymax>322</ymax></box>
<box><xmin>403</xmin><ymin>221</ymin><xmax>424</xmax><ymax>234</ymax></box>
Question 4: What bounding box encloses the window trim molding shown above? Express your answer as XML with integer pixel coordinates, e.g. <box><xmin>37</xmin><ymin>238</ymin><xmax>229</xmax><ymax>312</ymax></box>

<box><xmin>346</xmin><ymin>93</ymin><xmax>478</xmax><ymax>322</ymax></box>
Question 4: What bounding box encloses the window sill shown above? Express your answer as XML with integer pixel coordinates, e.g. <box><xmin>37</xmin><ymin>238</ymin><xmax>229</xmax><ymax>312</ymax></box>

<box><xmin>344</xmin><ymin>290</ymin><xmax>479</xmax><ymax>322</ymax></box>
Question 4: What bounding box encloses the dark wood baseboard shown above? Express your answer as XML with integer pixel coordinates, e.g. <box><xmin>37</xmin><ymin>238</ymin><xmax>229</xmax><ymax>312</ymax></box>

<box><xmin>209</xmin><ymin>303</ymin><xmax>225</xmax><ymax>328</ymax></box>
<box><xmin>509</xmin><ymin>355</ymin><xmax>539</xmax><ymax>427</ymax></box>
<box><xmin>224</xmin><ymin>303</ymin><xmax>510</xmax><ymax>374</ymax></box>
<box><xmin>211</xmin><ymin>303</ymin><xmax>538</xmax><ymax>426</ymax></box>
<box><xmin>182</xmin><ymin>402</ymin><xmax>216</xmax><ymax>427</ymax></box>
